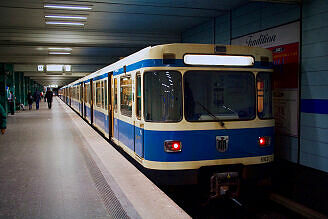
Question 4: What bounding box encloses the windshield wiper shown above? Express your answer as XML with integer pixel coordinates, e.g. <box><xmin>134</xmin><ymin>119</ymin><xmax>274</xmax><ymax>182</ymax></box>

<box><xmin>196</xmin><ymin>101</ymin><xmax>225</xmax><ymax>128</ymax></box>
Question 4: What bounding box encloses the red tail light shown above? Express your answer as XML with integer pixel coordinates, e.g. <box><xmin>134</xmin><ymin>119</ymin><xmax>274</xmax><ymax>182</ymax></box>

<box><xmin>164</xmin><ymin>140</ymin><xmax>182</xmax><ymax>152</ymax></box>
<box><xmin>258</xmin><ymin>136</ymin><xmax>270</xmax><ymax>147</ymax></box>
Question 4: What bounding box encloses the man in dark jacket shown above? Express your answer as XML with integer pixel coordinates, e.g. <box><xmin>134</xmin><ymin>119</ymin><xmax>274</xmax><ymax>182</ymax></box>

<box><xmin>27</xmin><ymin>91</ymin><xmax>33</xmax><ymax>110</ymax></box>
<box><xmin>0</xmin><ymin>103</ymin><xmax>7</xmax><ymax>134</ymax></box>
<box><xmin>45</xmin><ymin>89</ymin><xmax>53</xmax><ymax>109</ymax></box>
<box><xmin>34</xmin><ymin>90</ymin><xmax>41</xmax><ymax>110</ymax></box>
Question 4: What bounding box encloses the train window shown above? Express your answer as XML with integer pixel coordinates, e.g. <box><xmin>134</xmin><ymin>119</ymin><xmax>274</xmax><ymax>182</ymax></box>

<box><xmin>86</xmin><ymin>84</ymin><xmax>90</xmax><ymax>104</ymax></box>
<box><xmin>184</xmin><ymin>71</ymin><xmax>255</xmax><ymax>121</ymax></box>
<box><xmin>120</xmin><ymin>76</ymin><xmax>132</xmax><ymax>117</ymax></box>
<box><xmin>104</xmin><ymin>80</ymin><xmax>108</xmax><ymax>110</ymax></box>
<box><xmin>114</xmin><ymin>78</ymin><xmax>117</xmax><ymax>113</ymax></box>
<box><xmin>96</xmin><ymin>81</ymin><xmax>102</xmax><ymax>107</ymax></box>
<box><xmin>101</xmin><ymin>81</ymin><xmax>105</xmax><ymax>108</ymax></box>
<box><xmin>257</xmin><ymin>72</ymin><xmax>273</xmax><ymax>119</ymax></box>
<box><xmin>144</xmin><ymin>71</ymin><xmax>182</xmax><ymax>122</ymax></box>
<box><xmin>136</xmin><ymin>74</ymin><xmax>141</xmax><ymax>119</ymax></box>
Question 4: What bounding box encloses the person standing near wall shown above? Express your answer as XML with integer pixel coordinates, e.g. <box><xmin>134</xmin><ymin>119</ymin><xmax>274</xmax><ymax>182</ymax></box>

<box><xmin>27</xmin><ymin>91</ymin><xmax>33</xmax><ymax>110</ymax></box>
<box><xmin>8</xmin><ymin>91</ymin><xmax>15</xmax><ymax>115</ymax></box>
<box><xmin>34</xmin><ymin>90</ymin><xmax>41</xmax><ymax>110</ymax></box>
<box><xmin>0</xmin><ymin>103</ymin><xmax>7</xmax><ymax>134</ymax></box>
<box><xmin>45</xmin><ymin>88</ymin><xmax>53</xmax><ymax>109</ymax></box>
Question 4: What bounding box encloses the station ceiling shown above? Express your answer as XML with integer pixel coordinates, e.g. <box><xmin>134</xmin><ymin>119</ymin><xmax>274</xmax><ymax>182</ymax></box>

<box><xmin>0</xmin><ymin>0</ymin><xmax>283</xmax><ymax>87</ymax></box>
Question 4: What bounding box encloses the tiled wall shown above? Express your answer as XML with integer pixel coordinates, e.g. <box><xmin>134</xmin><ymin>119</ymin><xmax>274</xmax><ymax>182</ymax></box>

<box><xmin>300</xmin><ymin>0</ymin><xmax>328</xmax><ymax>172</ymax></box>
<box><xmin>182</xmin><ymin>0</ymin><xmax>328</xmax><ymax>173</ymax></box>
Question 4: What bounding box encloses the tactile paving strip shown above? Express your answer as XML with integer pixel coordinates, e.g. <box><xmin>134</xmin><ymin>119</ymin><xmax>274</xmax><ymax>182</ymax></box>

<box><xmin>79</xmin><ymin>138</ymin><xmax>130</xmax><ymax>219</ymax></box>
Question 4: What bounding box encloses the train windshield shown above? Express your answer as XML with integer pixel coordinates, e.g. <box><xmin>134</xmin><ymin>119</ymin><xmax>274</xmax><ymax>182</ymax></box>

<box><xmin>184</xmin><ymin>71</ymin><xmax>255</xmax><ymax>121</ymax></box>
<box><xmin>144</xmin><ymin>70</ymin><xmax>182</xmax><ymax>122</ymax></box>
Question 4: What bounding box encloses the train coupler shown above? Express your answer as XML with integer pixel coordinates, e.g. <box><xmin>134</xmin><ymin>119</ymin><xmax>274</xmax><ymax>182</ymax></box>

<box><xmin>210</xmin><ymin>172</ymin><xmax>240</xmax><ymax>199</ymax></box>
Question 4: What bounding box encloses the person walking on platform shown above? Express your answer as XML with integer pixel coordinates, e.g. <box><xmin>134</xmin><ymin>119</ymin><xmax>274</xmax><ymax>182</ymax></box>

<box><xmin>45</xmin><ymin>89</ymin><xmax>53</xmax><ymax>109</ymax></box>
<box><xmin>8</xmin><ymin>91</ymin><xmax>15</xmax><ymax>115</ymax></box>
<box><xmin>27</xmin><ymin>91</ymin><xmax>33</xmax><ymax>110</ymax></box>
<box><xmin>34</xmin><ymin>90</ymin><xmax>41</xmax><ymax>110</ymax></box>
<box><xmin>0</xmin><ymin>103</ymin><xmax>7</xmax><ymax>135</ymax></box>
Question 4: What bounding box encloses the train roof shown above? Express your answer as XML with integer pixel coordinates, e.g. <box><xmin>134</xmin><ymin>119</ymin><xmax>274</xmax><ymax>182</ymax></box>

<box><xmin>61</xmin><ymin>43</ymin><xmax>272</xmax><ymax>89</ymax></box>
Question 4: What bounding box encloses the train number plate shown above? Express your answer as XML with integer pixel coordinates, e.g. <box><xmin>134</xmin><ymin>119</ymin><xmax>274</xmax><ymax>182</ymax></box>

<box><xmin>260</xmin><ymin>155</ymin><xmax>274</xmax><ymax>163</ymax></box>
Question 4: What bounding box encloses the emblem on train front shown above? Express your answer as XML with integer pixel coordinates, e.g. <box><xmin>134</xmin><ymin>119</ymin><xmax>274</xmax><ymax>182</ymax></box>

<box><xmin>216</xmin><ymin>136</ymin><xmax>229</xmax><ymax>152</ymax></box>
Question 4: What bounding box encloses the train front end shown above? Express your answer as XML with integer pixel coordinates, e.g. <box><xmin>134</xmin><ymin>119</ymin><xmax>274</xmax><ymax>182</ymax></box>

<box><xmin>141</xmin><ymin>44</ymin><xmax>274</xmax><ymax>197</ymax></box>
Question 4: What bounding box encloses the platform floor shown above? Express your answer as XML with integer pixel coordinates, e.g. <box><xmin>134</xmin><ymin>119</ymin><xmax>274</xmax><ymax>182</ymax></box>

<box><xmin>0</xmin><ymin>99</ymin><xmax>109</xmax><ymax>218</ymax></box>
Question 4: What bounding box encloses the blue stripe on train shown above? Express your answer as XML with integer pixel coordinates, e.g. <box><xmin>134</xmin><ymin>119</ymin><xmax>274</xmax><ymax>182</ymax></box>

<box><xmin>78</xmin><ymin>58</ymin><xmax>273</xmax><ymax>83</ymax></box>
<box><xmin>113</xmin><ymin>59</ymin><xmax>273</xmax><ymax>76</ymax></box>
<box><xmin>116</xmin><ymin>118</ymin><xmax>273</xmax><ymax>162</ymax></box>
<box><xmin>144</xmin><ymin>127</ymin><xmax>274</xmax><ymax>162</ymax></box>
<box><xmin>301</xmin><ymin>99</ymin><xmax>328</xmax><ymax>114</ymax></box>
<box><xmin>90</xmin><ymin>109</ymin><xmax>274</xmax><ymax>162</ymax></box>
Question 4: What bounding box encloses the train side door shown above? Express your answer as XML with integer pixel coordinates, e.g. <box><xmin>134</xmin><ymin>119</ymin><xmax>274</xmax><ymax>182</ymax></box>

<box><xmin>69</xmin><ymin>88</ymin><xmax>72</xmax><ymax>106</ymax></box>
<box><xmin>108</xmin><ymin>73</ymin><xmax>113</xmax><ymax>138</ymax></box>
<box><xmin>90</xmin><ymin>79</ymin><xmax>94</xmax><ymax>124</ymax></box>
<box><xmin>80</xmin><ymin>84</ymin><xmax>83</xmax><ymax>115</ymax></box>
<box><xmin>83</xmin><ymin>82</ymin><xmax>86</xmax><ymax>118</ymax></box>
<box><xmin>134</xmin><ymin>73</ymin><xmax>144</xmax><ymax>157</ymax></box>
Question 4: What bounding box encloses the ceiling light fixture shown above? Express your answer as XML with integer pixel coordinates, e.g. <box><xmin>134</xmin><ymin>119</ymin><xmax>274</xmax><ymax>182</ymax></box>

<box><xmin>44</xmin><ymin>5</ymin><xmax>92</xmax><ymax>10</ymax></box>
<box><xmin>46</xmin><ymin>21</ymin><xmax>84</xmax><ymax>26</ymax></box>
<box><xmin>45</xmin><ymin>15</ymin><xmax>87</xmax><ymax>20</ymax></box>
<box><xmin>49</xmin><ymin>52</ymin><xmax>71</xmax><ymax>55</ymax></box>
<box><xmin>48</xmin><ymin>47</ymin><xmax>72</xmax><ymax>51</ymax></box>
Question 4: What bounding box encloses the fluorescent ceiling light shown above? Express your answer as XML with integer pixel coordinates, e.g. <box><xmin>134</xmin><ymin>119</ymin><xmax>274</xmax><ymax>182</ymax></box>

<box><xmin>45</xmin><ymin>15</ymin><xmax>87</xmax><ymax>20</ymax></box>
<box><xmin>48</xmin><ymin>47</ymin><xmax>72</xmax><ymax>51</ymax></box>
<box><xmin>46</xmin><ymin>21</ymin><xmax>84</xmax><ymax>26</ymax></box>
<box><xmin>49</xmin><ymin>52</ymin><xmax>71</xmax><ymax>55</ymax></box>
<box><xmin>44</xmin><ymin>5</ymin><xmax>92</xmax><ymax>10</ymax></box>
<box><xmin>184</xmin><ymin>54</ymin><xmax>254</xmax><ymax>66</ymax></box>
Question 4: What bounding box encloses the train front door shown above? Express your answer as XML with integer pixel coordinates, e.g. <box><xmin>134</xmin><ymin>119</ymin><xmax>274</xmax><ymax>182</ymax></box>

<box><xmin>134</xmin><ymin>73</ymin><xmax>144</xmax><ymax>158</ymax></box>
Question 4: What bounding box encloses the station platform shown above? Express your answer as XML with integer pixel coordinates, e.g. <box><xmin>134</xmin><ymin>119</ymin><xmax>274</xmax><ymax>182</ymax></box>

<box><xmin>0</xmin><ymin>97</ymin><xmax>189</xmax><ymax>219</ymax></box>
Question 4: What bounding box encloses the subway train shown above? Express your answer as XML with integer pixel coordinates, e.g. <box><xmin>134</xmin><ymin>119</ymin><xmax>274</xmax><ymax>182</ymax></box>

<box><xmin>59</xmin><ymin>44</ymin><xmax>274</xmax><ymax>198</ymax></box>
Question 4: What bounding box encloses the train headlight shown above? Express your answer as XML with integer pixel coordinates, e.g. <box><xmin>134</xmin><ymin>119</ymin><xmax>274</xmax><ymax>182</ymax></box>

<box><xmin>164</xmin><ymin>140</ymin><xmax>182</xmax><ymax>152</ymax></box>
<box><xmin>258</xmin><ymin>136</ymin><xmax>270</xmax><ymax>147</ymax></box>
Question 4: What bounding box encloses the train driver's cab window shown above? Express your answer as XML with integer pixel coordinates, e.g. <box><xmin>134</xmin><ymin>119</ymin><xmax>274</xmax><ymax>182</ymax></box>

<box><xmin>136</xmin><ymin>74</ymin><xmax>141</xmax><ymax>119</ymax></box>
<box><xmin>120</xmin><ymin>76</ymin><xmax>132</xmax><ymax>117</ymax></box>
<box><xmin>184</xmin><ymin>71</ymin><xmax>255</xmax><ymax>121</ymax></box>
<box><xmin>114</xmin><ymin>78</ymin><xmax>117</xmax><ymax>113</ymax></box>
<box><xmin>257</xmin><ymin>72</ymin><xmax>273</xmax><ymax>119</ymax></box>
<box><xmin>144</xmin><ymin>71</ymin><xmax>182</xmax><ymax>122</ymax></box>
<box><xmin>96</xmin><ymin>81</ymin><xmax>102</xmax><ymax>107</ymax></box>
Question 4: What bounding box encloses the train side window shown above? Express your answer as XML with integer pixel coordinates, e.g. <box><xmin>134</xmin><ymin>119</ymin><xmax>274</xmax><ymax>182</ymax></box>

<box><xmin>101</xmin><ymin>80</ymin><xmax>105</xmax><ymax>108</ymax></box>
<box><xmin>136</xmin><ymin>74</ymin><xmax>141</xmax><ymax>119</ymax></box>
<box><xmin>96</xmin><ymin>81</ymin><xmax>102</xmax><ymax>107</ymax></box>
<box><xmin>104</xmin><ymin>80</ymin><xmax>108</xmax><ymax>110</ymax></box>
<box><xmin>114</xmin><ymin>78</ymin><xmax>117</xmax><ymax>113</ymax></box>
<box><xmin>257</xmin><ymin>72</ymin><xmax>273</xmax><ymax>119</ymax></box>
<box><xmin>86</xmin><ymin>84</ymin><xmax>90</xmax><ymax>104</ymax></box>
<box><xmin>120</xmin><ymin>76</ymin><xmax>132</xmax><ymax>117</ymax></box>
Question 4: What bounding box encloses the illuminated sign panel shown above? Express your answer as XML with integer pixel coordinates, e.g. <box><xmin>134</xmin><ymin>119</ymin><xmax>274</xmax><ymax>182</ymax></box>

<box><xmin>46</xmin><ymin>64</ymin><xmax>63</xmax><ymax>71</ymax></box>
<box><xmin>184</xmin><ymin>54</ymin><xmax>254</xmax><ymax>66</ymax></box>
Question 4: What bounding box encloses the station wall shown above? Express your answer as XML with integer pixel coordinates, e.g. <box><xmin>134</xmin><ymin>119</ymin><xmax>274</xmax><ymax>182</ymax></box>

<box><xmin>300</xmin><ymin>0</ymin><xmax>328</xmax><ymax>173</ymax></box>
<box><xmin>182</xmin><ymin>0</ymin><xmax>328</xmax><ymax>173</ymax></box>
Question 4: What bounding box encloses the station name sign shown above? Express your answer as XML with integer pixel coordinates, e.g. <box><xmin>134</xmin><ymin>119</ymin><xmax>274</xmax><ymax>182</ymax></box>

<box><xmin>231</xmin><ymin>21</ymin><xmax>300</xmax><ymax>48</ymax></box>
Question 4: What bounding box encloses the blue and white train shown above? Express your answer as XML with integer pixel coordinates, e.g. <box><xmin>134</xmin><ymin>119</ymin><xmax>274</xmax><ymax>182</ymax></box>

<box><xmin>59</xmin><ymin>44</ymin><xmax>274</xmax><ymax>196</ymax></box>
